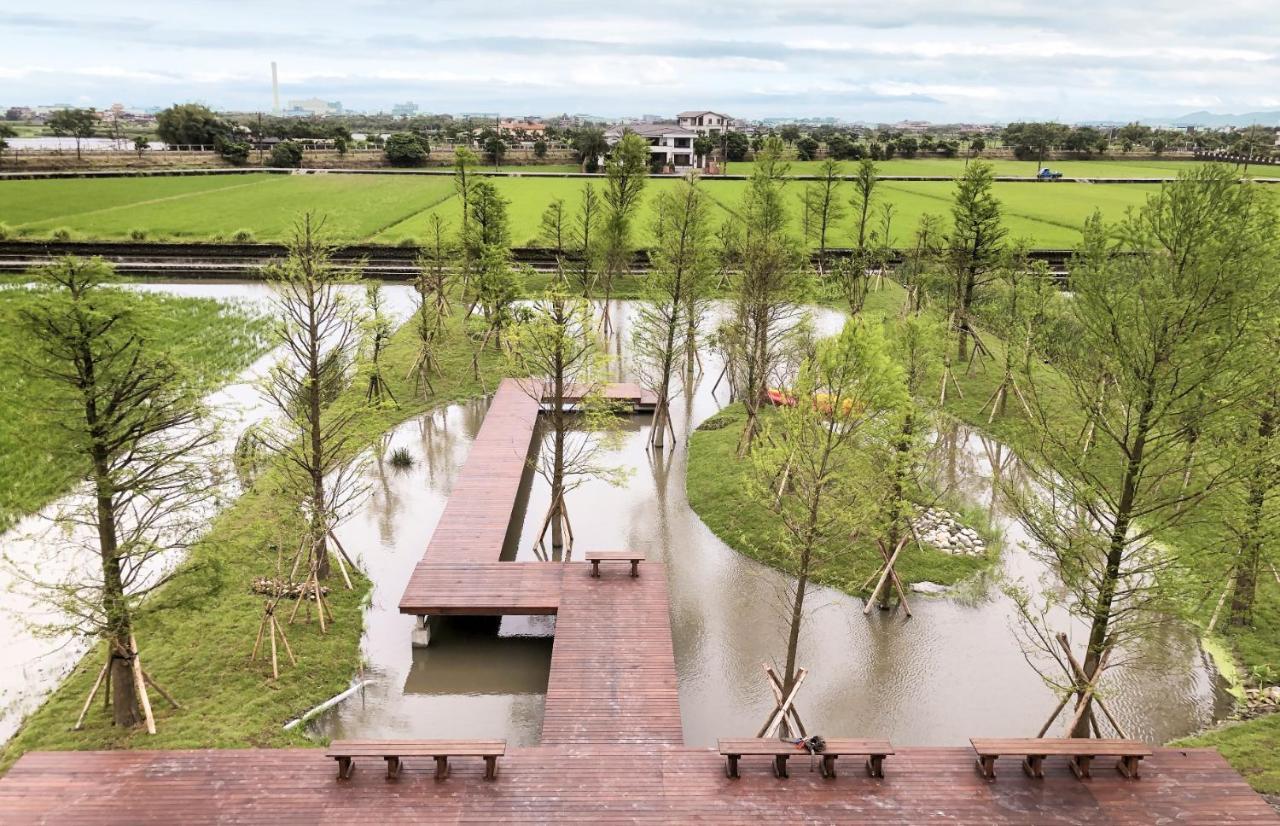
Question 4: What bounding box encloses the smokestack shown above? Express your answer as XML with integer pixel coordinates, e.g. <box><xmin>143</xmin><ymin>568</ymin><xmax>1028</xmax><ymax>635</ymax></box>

<box><xmin>271</xmin><ymin>62</ymin><xmax>280</xmax><ymax>114</ymax></box>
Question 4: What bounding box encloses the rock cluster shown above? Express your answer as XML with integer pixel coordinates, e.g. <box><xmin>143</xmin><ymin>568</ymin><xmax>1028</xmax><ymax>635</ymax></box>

<box><xmin>913</xmin><ymin>507</ymin><xmax>987</xmax><ymax>557</ymax></box>
<box><xmin>1239</xmin><ymin>685</ymin><xmax>1280</xmax><ymax>721</ymax></box>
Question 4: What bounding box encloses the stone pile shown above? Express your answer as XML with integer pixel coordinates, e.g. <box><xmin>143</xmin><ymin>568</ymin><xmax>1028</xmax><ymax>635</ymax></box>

<box><xmin>913</xmin><ymin>507</ymin><xmax>987</xmax><ymax>557</ymax></box>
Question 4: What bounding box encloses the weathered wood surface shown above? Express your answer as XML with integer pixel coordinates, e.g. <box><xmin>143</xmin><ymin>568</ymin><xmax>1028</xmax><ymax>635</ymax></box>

<box><xmin>400</xmin><ymin>563</ymin><xmax>563</xmax><ymax>614</ymax></box>
<box><xmin>970</xmin><ymin>737</ymin><xmax>1153</xmax><ymax>757</ymax></box>
<box><xmin>541</xmin><ymin>565</ymin><xmax>684</xmax><ymax>746</ymax></box>
<box><xmin>407</xmin><ymin>378</ymin><xmax>540</xmax><ymax>571</ymax></box>
<box><xmin>4</xmin><ymin>746</ymin><xmax>1277</xmax><ymax>824</ymax></box>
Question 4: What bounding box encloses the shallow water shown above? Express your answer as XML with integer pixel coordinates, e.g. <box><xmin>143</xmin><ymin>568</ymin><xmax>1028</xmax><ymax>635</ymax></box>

<box><xmin>311</xmin><ymin>298</ymin><xmax>1232</xmax><ymax>747</ymax></box>
<box><xmin>0</xmin><ymin>282</ymin><xmax>1230</xmax><ymax>748</ymax></box>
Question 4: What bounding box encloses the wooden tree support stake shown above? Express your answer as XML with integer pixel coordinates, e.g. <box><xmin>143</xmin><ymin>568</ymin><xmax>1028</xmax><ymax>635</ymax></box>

<box><xmin>863</xmin><ymin>536</ymin><xmax>912</xmax><ymax>617</ymax></box>
<box><xmin>129</xmin><ymin>634</ymin><xmax>157</xmax><ymax>735</ymax></box>
<box><xmin>74</xmin><ymin>655</ymin><xmax>111</xmax><ymax>730</ymax></box>
<box><xmin>757</xmin><ymin>666</ymin><xmax>808</xmax><ymax>739</ymax></box>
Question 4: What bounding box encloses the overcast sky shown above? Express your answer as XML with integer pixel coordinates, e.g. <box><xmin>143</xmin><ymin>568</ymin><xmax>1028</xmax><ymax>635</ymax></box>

<box><xmin>3</xmin><ymin>1</ymin><xmax>1278</xmax><ymax>122</ymax></box>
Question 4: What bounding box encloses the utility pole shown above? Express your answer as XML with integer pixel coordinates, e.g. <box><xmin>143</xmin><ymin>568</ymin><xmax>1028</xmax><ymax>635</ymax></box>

<box><xmin>257</xmin><ymin>112</ymin><xmax>264</xmax><ymax>166</ymax></box>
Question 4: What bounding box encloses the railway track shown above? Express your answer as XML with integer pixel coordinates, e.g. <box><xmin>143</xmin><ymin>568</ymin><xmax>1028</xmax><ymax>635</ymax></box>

<box><xmin>0</xmin><ymin>240</ymin><xmax>1077</xmax><ymax>280</ymax></box>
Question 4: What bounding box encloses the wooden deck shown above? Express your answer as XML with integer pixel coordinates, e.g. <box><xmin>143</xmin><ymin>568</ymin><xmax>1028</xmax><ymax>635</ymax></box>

<box><xmin>542</xmin><ymin>566</ymin><xmax>683</xmax><ymax>746</ymax></box>
<box><xmin>2</xmin><ymin>378</ymin><xmax>1276</xmax><ymax>824</ymax></box>
<box><xmin>3</xmin><ymin>746</ymin><xmax>1275</xmax><ymax>824</ymax></box>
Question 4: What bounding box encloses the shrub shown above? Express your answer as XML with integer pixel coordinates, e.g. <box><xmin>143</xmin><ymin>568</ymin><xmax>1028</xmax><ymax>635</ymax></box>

<box><xmin>269</xmin><ymin>140</ymin><xmax>304</xmax><ymax>169</ymax></box>
<box><xmin>795</xmin><ymin>136</ymin><xmax>820</xmax><ymax>161</ymax></box>
<box><xmin>216</xmin><ymin>137</ymin><xmax>250</xmax><ymax>166</ymax></box>
<box><xmin>533</xmin><ymin>139</ymin><xmax>548</xmax><ymax>159</ymax></box>
<box><xmin>0</xmin><ymin>223</ymin><xmax>10</xmax><ymax>241</ymax></box>
<box><xmin>231</xmin><ymin>229</ymin><xmax>255</xmax><ymax>243</ymax></box>
<box><xmin>50</xmin><ymin>227</ymin><xmax>72</xmax><ymax>241</ymax></box>
<box><xmin>384</xmin><ymin>132</ymin><xmax>427</xmax><ymax>167</ymax></box>
<box><xmin>388</xmin><ymin>447</ymin><xmax>414</xmax><ymax>469</ymax></box>
<box><xmin>129</xmin><ymin>228</ymin><xmax>148</xmax><ymax>241</ymax></box>
<box><xmin>397</xmin><ymin>237</ymin><xmax>417</xmax><ymax>248</ymax></box>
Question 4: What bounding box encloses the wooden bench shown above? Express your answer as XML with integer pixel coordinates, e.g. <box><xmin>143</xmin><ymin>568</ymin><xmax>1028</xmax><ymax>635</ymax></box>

<box><xmin>326</xmin><ymin>739</ymin><xmax>506</xmax><ymax>781</ymax></box>
<box><xmin>970</xmin><ymin>737</ymin><xmax>1153</xmax><ymax>780</ymax></box>
<box><xmin>585</xmin><ymin>550</ymin><xmax>645</xmax><ymax>578</ymax></box>
<box><xmin>717</xmin><ymin>738</ymin><xmax>894</xmax><ymax>779</ymax></box>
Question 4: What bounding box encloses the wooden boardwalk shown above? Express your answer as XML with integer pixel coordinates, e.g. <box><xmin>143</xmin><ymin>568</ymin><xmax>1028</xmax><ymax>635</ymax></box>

<box><xmin>2</xmin><ymin>379</ymin><xmax>1276</xmax><ymax>824</ymax></box>
<box><xmin>3</xmin><ymin>746</ymin><xmax>1275</xmax><ymax>824</ymax></box>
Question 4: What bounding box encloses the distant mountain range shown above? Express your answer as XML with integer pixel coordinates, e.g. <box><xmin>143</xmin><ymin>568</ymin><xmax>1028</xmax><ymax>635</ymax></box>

<box><xmin>1167</xmin><ymin>110</ymin><xmax>1280</xmax><ymax>128</ymax></box>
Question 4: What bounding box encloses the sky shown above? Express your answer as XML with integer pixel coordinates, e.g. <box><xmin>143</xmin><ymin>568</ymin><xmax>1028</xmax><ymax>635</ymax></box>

<box><xmin>3</xmin><ymin>1</ymin><xmax>1279</xmax><ymax>122</ymax></box>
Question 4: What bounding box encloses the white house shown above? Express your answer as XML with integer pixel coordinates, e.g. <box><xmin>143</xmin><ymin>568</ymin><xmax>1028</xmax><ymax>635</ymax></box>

<box><xmin>604</xmin><ymin>123</ymin><xmax>699</xmax><ymax>171</ymax></box>
<box><xmin>676</xmin><ymin>110</ymin><xmax>733</xmax><ymax>136</ymax></box>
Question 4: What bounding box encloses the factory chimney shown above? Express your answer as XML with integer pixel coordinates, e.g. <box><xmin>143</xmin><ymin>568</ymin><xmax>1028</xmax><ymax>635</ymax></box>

<box><xmin>271</xmin><ymin>62</ymin><xmax>280</xmax><ymax>114</ymax></box>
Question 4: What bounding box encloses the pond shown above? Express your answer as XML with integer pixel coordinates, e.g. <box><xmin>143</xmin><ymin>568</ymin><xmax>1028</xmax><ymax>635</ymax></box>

<box><xmin>308</xmin><ymin>297</ymin><xmax>1233</xmax><ymax>747</ymax></box>
<box><xmin>0</xmin><ymin>283</ymin><xmax>1231</xmax><ymax>749</ymax></box>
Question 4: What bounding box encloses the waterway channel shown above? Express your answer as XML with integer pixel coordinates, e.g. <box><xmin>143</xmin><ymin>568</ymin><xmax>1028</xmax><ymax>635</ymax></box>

<box><xmin>0</xmin><ymin>282</ymin><xmax>1231</xmax><ymax>750</ymax></box>
<box><xmin>307</xmin><ymin>297</ymin><xmax>1232</xmax><ymax>748</ymax></box>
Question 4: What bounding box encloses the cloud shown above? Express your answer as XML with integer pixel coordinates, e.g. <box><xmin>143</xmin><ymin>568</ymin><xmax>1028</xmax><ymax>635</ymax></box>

<box><xmin>1</xmin><ymin>2</ymin><xmax>1278</xmax><ymax>121</ymax></box>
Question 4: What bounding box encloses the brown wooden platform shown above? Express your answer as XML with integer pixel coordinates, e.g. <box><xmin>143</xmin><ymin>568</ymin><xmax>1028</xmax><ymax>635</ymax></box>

<box><xmin>400</xmin><ymin>562</ymin><xmax>564</xmax><ymax>615</ymax></box>
<box><xmin>542</xmin><ymin>565</ymin><xmax>683</xmax><ymax>746</ymax></box>
<box><xmin>3</xmin><ymin>746</ymin><xmax>1275</xmax><ymax>824</ymax></box>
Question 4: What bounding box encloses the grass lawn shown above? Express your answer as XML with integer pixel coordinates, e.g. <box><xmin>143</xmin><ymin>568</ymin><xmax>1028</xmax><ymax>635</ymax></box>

<box><xmin>0</xmin><ymin>306</ymin><xmax>505</xmax><ymax>771</ymax></box>
<box><xmin>2</xmin><ymin>172</ymin><xmax>1172</xmax><ymax>249</ymax></box>
<box><xmin>0</xmin><ymin>285</ymin><xmax>270</xmax><ymax>532</ymax></box>
<box><xmin>687</xmin><ymin>403</ymin><xmax>992</xmax><ymax>593</ymax></box>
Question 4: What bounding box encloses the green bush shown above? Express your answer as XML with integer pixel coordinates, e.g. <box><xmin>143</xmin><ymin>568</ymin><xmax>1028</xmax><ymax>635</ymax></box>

<box><xmin>0</xmin><ymin>223</ymin><xmax>10</xmax><ymax>241</ymax></box>
<box><xmin>384</xmin><ymin>132</ymin><xmax>427</xmax><ymax>167</ymax></box>
<box><xmin>50</xmin><ymin>227</ymin><xmax>72</xmax><ymax>241</ymax></box>
<box><xmin>129</xmin><ymin>228</ymin><xmax>148</xmax><ymax>241</ymax></box>
<box><xmin>397</xmin><ymin>237</ymin><xmax>417</xmax><ymax>248</ymax></box>
<box><xmin>216</xmin><ymin>138</ymin><xmax>250</xmax><ymax>166</ymax></box>
<box><xmin>231</xmin><ymin>229</ymin><xmax>255</xmax><ymax>243</ymax></box>
<box><xmin>269</xmin><ymin>140</ymin><xmax>304</xmax><ymax>169</ymax></box>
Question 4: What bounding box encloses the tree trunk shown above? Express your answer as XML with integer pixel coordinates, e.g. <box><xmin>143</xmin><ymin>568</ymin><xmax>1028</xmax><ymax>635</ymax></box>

<box><xmin>1074</xmin><ymin>378</ymin><xmax>1156</xmax><ymax>737</ymax></box>
<box><xmin>1230</xmin><ymin>407</ymin><xmax>1274</xmax><ymax>626</ymax></box>
<box><xmin>94</xmin><ymin>451</ymin><xmax>141</xmax><ymax>728</ymax></box>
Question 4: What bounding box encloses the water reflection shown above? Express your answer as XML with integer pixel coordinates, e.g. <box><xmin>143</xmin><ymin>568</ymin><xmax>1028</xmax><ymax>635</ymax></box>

<box><xmin>317</xmin><ymin>297</ymin><xmax>1230</xmax><ymax>748</ymax></box>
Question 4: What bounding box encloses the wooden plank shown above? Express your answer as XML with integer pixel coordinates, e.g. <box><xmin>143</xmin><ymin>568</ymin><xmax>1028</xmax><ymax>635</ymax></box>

<box><xmin>4</xmin><ymin>747</ymin><xmax>1277</xmax><ymax>824</ymax></box>
<box><xmin>971</xmin><ymin>738</ymin><xmax>1153</xmax><ymax>757</ymax></box>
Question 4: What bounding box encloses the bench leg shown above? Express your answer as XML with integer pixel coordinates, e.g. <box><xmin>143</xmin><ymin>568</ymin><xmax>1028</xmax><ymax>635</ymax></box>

<box><xmin>1021</xmin><ymin>755</ymin><xmax>1045</xmax><ymax>779</ymax></box>
<box><xmin>866</xmin><ymin>755</ymin><xmax>885</xmax><ymax>779</ymax></box>
<box><xmin>434</xmin><ymin>755</ymin><xmax>450</xmax><ymax>781</ymax></box>
<box><xmin>1116</xmin><ymin>756</ymin><xmax>1142</xmax><ymax>779</ymax></box>
<box><xmin>630</xmin><ymin>560</ymin><xmax>639</xmax><ymax>577</ymax></box>
<box><xmin>1069</xmin><ymin>755</ymin><xmax>1093</xmax><ymax>780</ymax></box>
<box><xmin>725</xmin><ymin>755</ymin><xmax>740</xmax><ymax>779</ymax></box>
<box><xmin>821</xmin><ymin>755</ymin><xmax>837</xmax><ymax>778</ymax></box>
<box><xmin>975</xmin><ymin>755</ymin><xmax>997</xmax><ymax>780</ymax></box>
<box><xmin>591</xmin><ymin>560</ymin><xmax>600</xmax><ymax>578</ymax></box>
<box><xmin>335</xmin><ymin>756</ymin><xmax>353</xmax><ymax>780</ymax></box>
<box><xmin>484</xmin><ymin>755</ymin><xmax>498</xmax><ymax>781</ymax></box>
<box><xmin>384</xmin><ymin>756</ymin><xmax>401</xmax><ymax>780</ymax></box>
<box><xmin>773</xmin><ymin>754</ymin><xmax>789</xmax><ymax>779</ymax></box>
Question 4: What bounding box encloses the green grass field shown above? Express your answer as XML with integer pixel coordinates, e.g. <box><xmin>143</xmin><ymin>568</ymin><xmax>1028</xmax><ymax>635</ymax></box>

<box><xmin>737</xmin><ymin>157</ymin><xmax>1220</xmax><ymax>178</ymax></box>
<box><xmin>0</xmin><ymin>171</ymin><xmax>1171</xmax><ymax>249</ymax></box>
<box><xmin>0</xmin><ymin>285</ymin><xmax>270</xmax><ymax>532</ymax></box>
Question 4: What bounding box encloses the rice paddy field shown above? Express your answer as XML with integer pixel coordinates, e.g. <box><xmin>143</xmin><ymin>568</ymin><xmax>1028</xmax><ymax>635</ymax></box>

<box><xmin>0</xmin><ymin>170</ymin><xmax>1171</xmax><ymax>248</ymax></box>
<box><xmin>736</xmin><ymin>157</ymin><xmax>1220</xmax><ymax>178</ymax></box>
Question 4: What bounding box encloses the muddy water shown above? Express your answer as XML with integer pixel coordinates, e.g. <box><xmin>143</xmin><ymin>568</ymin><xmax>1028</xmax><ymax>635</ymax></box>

<box><xmin>313</xmin><ymin>298</ymin><xmax>1231</xmax><ymax>747</ymax></box>
<box><xmin>0</xmin><ymin>281</ymin><xmax>417</xmax><ymax>744</ymax></box>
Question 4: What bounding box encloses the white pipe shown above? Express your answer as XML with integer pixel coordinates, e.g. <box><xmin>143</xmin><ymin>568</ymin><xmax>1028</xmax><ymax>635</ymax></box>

<box><xmin>282</xmin><ymin>680</ymin><xmax>372</xmax><ymax>731</ymax></box>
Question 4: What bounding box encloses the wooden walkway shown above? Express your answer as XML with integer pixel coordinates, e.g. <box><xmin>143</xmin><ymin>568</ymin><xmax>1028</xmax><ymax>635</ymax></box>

<box><xmin>3</xmin><ymin>746</ymin><xmax>1275</xmax><ymax>824</ymax></box>
<box><xmin>2</xmin><ymin>378</ymin><xmax>1276</xmax><ymax>824</ymax></box>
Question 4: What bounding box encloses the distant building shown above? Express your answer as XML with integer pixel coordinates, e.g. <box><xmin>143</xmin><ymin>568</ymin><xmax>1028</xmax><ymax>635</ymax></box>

<box><xmin>285</xmin><ymin>98</ymin><xmax>343</xmax><ymax>116</ymax></box>
<box><xmin>676</xmin><ymin>110</ymin><xmax>733</xmax><ymax>136</ymax></box>
<box><xmin>458</xmin><ymin>112</ymin><xmax>500</xmax><ymax>121</ymax></box>
<box><xmin>499</xmin><ymin>119</ymin><xmax>546</xmax><ymax>135</ymax></box>
<box><xmin>605</xmin><ymin>123</ymin><xmax>698</xmax><ymax>171</ymax></box>
<box><xmin>391</xmin><ymin>102</ymin><xmax>419</xmax><ymax>118</ymax></box>
<box><xmin>5</xmin><ymin>106</ymin><xmax>34</xmax><ymax>120</ymax></box>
